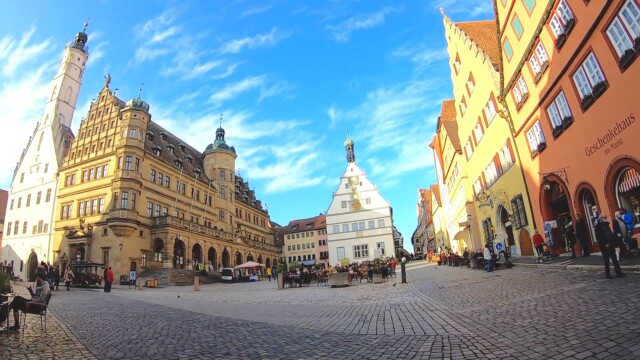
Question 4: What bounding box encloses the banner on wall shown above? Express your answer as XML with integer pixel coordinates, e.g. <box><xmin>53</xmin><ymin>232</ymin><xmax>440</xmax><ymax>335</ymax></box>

<box><xmin>544</xmin><ymin>220</ymin><xmax>558</xmax><ymax>246</ymax></box>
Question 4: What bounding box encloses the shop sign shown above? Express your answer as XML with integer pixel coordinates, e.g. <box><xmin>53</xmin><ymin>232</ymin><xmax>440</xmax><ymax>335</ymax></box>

<box><xmin>585</xmin><ymin>113</ymin><xmax>635</xmax><ymax>157</ymax></box>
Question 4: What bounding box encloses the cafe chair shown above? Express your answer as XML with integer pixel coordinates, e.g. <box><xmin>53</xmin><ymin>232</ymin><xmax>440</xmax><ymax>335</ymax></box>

<box><xmin>21</xmin><ymin>293</ymin><xmax>52</xmax><ymax>332</ymax></box>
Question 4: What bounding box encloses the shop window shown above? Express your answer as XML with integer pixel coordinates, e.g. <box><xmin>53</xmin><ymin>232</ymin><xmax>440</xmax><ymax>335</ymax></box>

<box><xmin>572</xmin><ymin>52</ymin><xmax>607</xmax><ymax>110</ymax></box>
<box><xmin>616</xmin><ymin>167</ymin><xmax>640</xmax><ymax>229</ymax></box>
<box><xmin>605</xmin><ymin>0</ymin><xmax>640</xmax><ymax>69</ymax></box>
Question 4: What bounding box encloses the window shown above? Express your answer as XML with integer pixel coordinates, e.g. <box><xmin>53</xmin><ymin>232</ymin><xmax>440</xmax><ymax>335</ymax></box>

<box><xmin>453</xmin><ymin>53</ymin><xmax>461</xmax><ymax>74</ymax></box>
<box><xmin>549</xmin><ymin>0</ymin><xmax>575</xmax><ymax>41</ymax></box>
<box><xmin>483</xmin><ymin>95</ymin><xmax>498</xmax><ymax>125</ymax></box>
<box><xmin>165</xmin><ymin>176</ymin><xmax>171</xmax><ymax>188</ymax></box>
<box><xmin>6</xmin><ymin>222</ymin><xmax>11</xmax><ymax>236</ymax></box>
<box><xmin>512</xmin><ymin>15</ymin><xmax>524</xmax><ymax>39</ymax></box>
<box><xmin>498</xmin><ymin>142</ymin><xmax>514</xmax><ymax>173</ymax></box>
<box><xmin>511</xmin><ymin>194</ymin><xmax>529</xmax><ymax>229</ymax></box>
<box><xmin>17</xmin><ymin>197</ymin><xmax>21</xmax><ymax>208</ymax></box>
<box><xmin>99</xmin><ymin>198</ymin><xmax>105</xmax><ymax>213</ymax></box>
<box><xmin>10</xmin><ymin>199</ymin><xmax>13</xmax><ymax>210</ymax></box>
<box><xmin>219</xmin><ymin>170</ymin><xmax>226</xmax><ymax>181</ymax></box>
<box><xmin>129</xmin><ymin>129</ymin><xmax>136</xmax><ymax>138</ymax></box>
<box><xmin>219</xmin><ymin>188</ymin><xmax>226</xmax><ymax>199</ymax></box>
<box><xmin>524</xmin><ymin>0</ymin><xmax>535</xmax><ymax>13</ymax></box>
<box><xmin>572</xmin><ymin>52</ymin><xmax>606</xmax><ymax>108</ymax></box>
<box><xmin>378</xmin><ymin>219</ymin><xmax>385</xmax><ymax>228</ymax></box>
<box><xmin>376</xmin><ymin>242</ymin><xmax>385</xmax><ymax>256</ymax></box>
<box><xmin>154</xmin><ymin>204</ymin><xmax>161</xmax><ymax>217</ymax></box>
<box><xmin>157</xmin><ymin>172</ymin><xmax>163</xmax><ymax>185</ymax></box>
<box><xmin>546</xmin><ymin>91</ymin><xmax>573</xmax><ymax>131</ymax></box>
<box><xmin>351</xmin><ymin>223</ymin><xmax>358</xmax><ymax>232</ymax></box>
<box><xmin>342</xmin><ymin>224</ymin><xmax>349</xmax><ymax>232</ymax></box>
<box><xmin>14</xmin><ymin>221</ymin><xmax>19</xmax><ymax>235</ymax></box>
<box><xmin>606</xmin><ymin>1</ymin><xmax>640</xmax><ymax>65</ymax></box>
<box><xmin>464</xmin><ymin>139</ymin><xmax>474</xmax><ymax>160</ymax></box>
<box><xmin>459</xmin><ymin>97</ymin><xmax>467</xmax><ymax>116</ymax></box>
<box><xmin>341</xmin><ymin>200</ymin><xmax>347</xmax><ymax>208</ymax></box>
<box><xmin>150</xmin><ymin>169</ymin><xmax>156</xmax><ymax>182</ymax></box>
<box><xmin>473</xmin><ymin>120</ymin><xmax>484</xmax><ymax>145</ymax></box>
<box><xmin>147</xmin><ymin>202</ymin><xmax>153</xmax><ymax>216</ymax></box>
<box><xmin>124</xmin><ymin>156</ymin><xmax>133</xmax><ymax>170</ymax></box>
<box><xmin>512</xmin><ymin>75</ymin><xmax>529</xmax><ymax>105</ymax></box>
<box><xmin>82</xmin><ymin>170</ymin><xmax>88</xmax><ymax>182</ymax></box>
<box><xmin>219</xmin><ymin>210</ymin><xmax>225</xmax><ymax>222</ymax></box>
<box><xmin>36</xmin><ymin>191</ymin><xmax>42</xmax><ymax>205</ymax></box>
<box><xmin>368</xmin><ymin>220</ymin><xmax>375</xmax><ymax>229</ymax></box>
<box><xmin>473</xmin><ymin>178</ymin><xmax>483</xmax><ymax>198</ymax></box>
<box><xmin>526</xmin><ymin>120</ymin><xmax>546</xmax><ymax>154</ymax></box>
<box><xmin>353</xmin><ymin>244</ymin><xmax>369</xmax><ymax>259</ymax></box>
<box><xmin>333</xmin><ymin>225</ymin><xmax>340</xmax><ymax>233</ymax></box>
<box><xmin>23</xmin><ymin>221</ymin><xmax>28</xmax><ymax>234</ymax></box>
<box><xmin>466</xmin><ymin>73</ymin><xmax>475</xmax><ymax>96</ymax></box>
<box><xmin>153</xmin><ymin>148</ymin><xmax>162</xmax><ymax>156</ymax></box>
<box><xmin>483</xmin><ymin>161</ymin><xmax>499</xmax><ymax>188</ymax></box>
<box><xmin>121</xmin><ymin>192</ymin><xmax>129</xmax><ymax>209</ymax></box>
<box><xmin>46</xmin><ymin>188</ymin><xmax>51</xmax><ymax>202</ymax></box>
<box><xmin>529</xmin><ymin>42</ymin><xmax>549</xmax><ymax>78</ymax></box>
<box><xmin>26</xmin><ymin>194</ymin><xmax>31</xmax><ymax>207</ymax></box>
<box><xmin>503</xmin><ymin>38</ymin><xmax>514</xmax><ymax>60</ymax></box>
<box><xmin>358</xmin><ymin>222</ymin><xmax>365</xmax><ymax>231</ymax></box>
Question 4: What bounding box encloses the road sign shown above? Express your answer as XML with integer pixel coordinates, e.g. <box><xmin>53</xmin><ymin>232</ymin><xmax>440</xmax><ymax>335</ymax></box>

<box><xmin>495</xmin><ymin>243</ymin><xmax>504</xmax><ymax>252</ymax></box>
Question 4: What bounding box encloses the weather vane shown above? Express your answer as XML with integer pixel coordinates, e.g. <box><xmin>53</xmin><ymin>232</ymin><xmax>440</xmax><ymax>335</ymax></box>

<box><xmin>138</xmin><ymin>83</ymin><xmax>145</xmax><ymax>98</ymax></box>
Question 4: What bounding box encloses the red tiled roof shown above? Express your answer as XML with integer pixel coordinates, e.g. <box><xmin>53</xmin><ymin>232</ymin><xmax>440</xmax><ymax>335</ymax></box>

<box><xmin>456</xmin><ymin>20</ymin><xmax>500</xmax><ymax>69</ymax></box>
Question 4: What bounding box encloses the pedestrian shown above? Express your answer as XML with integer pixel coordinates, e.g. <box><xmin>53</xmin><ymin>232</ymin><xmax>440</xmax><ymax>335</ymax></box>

<box><xmin>565</xmin><ymin>222</ymin><xmax>577</xmax><ymax>259</ymax></box>
<box><xmin>532</xmin><ymin>229</ymin><xmax>545</xmax><ymax>258</ymax></box>
<box><xmin>266</xmin><ymin>266</ymin><xmax>272</xmax><ymax>282</ymax></box>
<box><xmin>594</xmin><ymin>216</ymin><xmax>626</xmax><ymax>279</ymax></box>
<box><xmin>575</xmin><ymin>214</ymin><xmax>590</xmax><ymax>256</ymax></box>
<box><xmin>104</xmin><ymin>267</ymin><xmax>114</xmax><ymax>292</ymax></box>
<box><xmin>63</xmin><ymin>265</ymin><xmax>75</xmax><ymax>291</ymax></box>
<box><xmin>621</xmin><ymin>207</ymin><xmax>634</xmax><ymax>236</ymax></box>
<box><xmin>613</xmin><ymin>211</ymin><xmax>628</xmax><ymax>260</ymax></box>
<box><xmin>53</xmin><ymin>265</ymin><xmax>60</xmax><ymax>290</ymax></box>
<box><xmin>483</xmin><ymin>244</ymin><xmax>493</xmax><ymax>272</ymax></box>
<box><xmin>272</xmin><ymin>265</ymin><xmax>278</xmax><ymax>282</ymax></box>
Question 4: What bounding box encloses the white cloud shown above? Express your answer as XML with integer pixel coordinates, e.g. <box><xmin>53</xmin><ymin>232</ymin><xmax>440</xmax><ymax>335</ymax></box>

<box><xmin>219</xmin><ymin>28</ymin><xmax>290</xmax><ymax>54</ymax></box>
<box><xmin>181</xmin><ymin>60</ymin><xmax>224</xmax><ymax>80</ymax></box>
<box><xmin>241</xmin><ymin>5</ymin><xmax>272</xmax><ymax>18</ymax></box>
<box><xmin>0</xmin><ymin>27</ymin><xmax>52</xmax><ymax>77</ymax></box>
<box><xmin>210</xmin><ymin>75</ymin><xmax>266</xmax><ymax>104</ymax></box>
<box><xmin>212</xmin><ymin>62</ymin><xmax>240</xmax><ymax>79</ymax></box>
<box><xmin>392</xmin><ymin>44</ymin><xmax>449</xmax><ymax>74</ymax></box>
<box><xmin>434</xmin><ymin>0</ymin><xmax>493</xmax><ymax>18</ymax></box>
<box><xmin>85</xmin><ymin>31</ymin><xmax>108</xmax><ymax>67</ymax></box>
<box><xmin>258</xmin><ymin>80</ymin><xmax>293</xmax><ymax>103</ymax></box>
<box><xmin>132</xmin><ymin>10</ymin><xmax>182</xmax><ymax>65</ymax></box>
<box><xmin>326</xmin><ymin>6</ymin><xmax>403</xmax><ymax>42</ymax></box>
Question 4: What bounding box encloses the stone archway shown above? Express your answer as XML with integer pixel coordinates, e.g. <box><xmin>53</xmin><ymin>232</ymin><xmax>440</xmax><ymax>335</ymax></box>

<box><xmin>497</xmin><ymin>205</ymin><xmax>516</xmax><ymax>255</ymax></box>
<box><xmin>27</xmin><ymin>251</ymin><xmax>39</xmax><ymax>282</ymax></box>
<box><xmin>519</xmin><ymin>228</ymin><xmax>534</xmax><ymax>256</ymax></box>
<box><xmin>192</xmin><ymin>243</ymin><xmax>202</xmax><ymax>267</ymax></box>
<box><xmin>576</xmin><ymin>184</ymin><xmax>599</xmax><ymax>253</ymax></box>
<box><xmin>173</xmin><ymin>238</ymin><xmax>185</xmax><ymax>269</ymax></box>
<box><xmin>265</xmin><ymin>258</ymin><xmax>271</xmax><ymax>268</ymax></box>
<box><xmin>257</xmin><ymin>255</ymin><xmax>263</xmax><ymax>264</ymax></box>
<box><xmin>540</xmin><ymin>178</ymin><xmax>573</xmax><ymax>254</ymax></box>
<box><xmin>235</xmin><ymin>251</ymin><xmax>243</xmax><ymax>266</ymax></box>
<box><xmin>222</xmin><ymin>248</ymin><xmax>230</xmax><ymax>268</ymax></box>
<box><xmin>207</xmin><ymin>247</ymin><xmax>217</xmax><ymax>269</ymax></box>
<box><xmin>247</xmin><ymin>253</ymin><xmax>254</xmax><ymax>262</ymax></box>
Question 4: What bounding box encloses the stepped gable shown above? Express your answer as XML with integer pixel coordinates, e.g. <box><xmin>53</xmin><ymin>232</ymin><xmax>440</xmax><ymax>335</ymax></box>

<box><xmin>144</xmin><ymin>121</ymin><xmax>211</xmax><ymax>185</ymax></box>
<box><xmin>234</xmin><ymin>173</ymin><xmax>266</xmax><ymax>213</ymax></box>
<box><xmin>439</xmin><ymin>100</ymin><xmax>461</xmax><ymax>151</ymax></box>
<box><xmin>431</xmin><ymin>184</ymin><xmax>441</xmax><ymax>207</ymax></box>
<box><xmin>60</xmin><ymin>125</ymin><xmax>75</xmax><ymax>158</ymax></box>
<box><xmin>456</xmin><ymin>20</ymin><xmax>500</xmax><ymax>70</ymax></box>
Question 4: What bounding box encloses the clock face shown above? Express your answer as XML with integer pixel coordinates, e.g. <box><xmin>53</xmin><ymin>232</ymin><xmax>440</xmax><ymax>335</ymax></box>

<box><xmin>349</xmin><ymin>176</ymin><xmax>359</xmax><ymax>185</ymax></box>
<box><xmin>352</xmin><ymin>193</ymin><xmax>359</xmax><ymax>200</ymax></box>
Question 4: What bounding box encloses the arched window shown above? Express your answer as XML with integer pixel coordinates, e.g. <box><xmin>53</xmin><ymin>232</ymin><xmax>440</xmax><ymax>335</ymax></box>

<box><xmin>64</xmin><ymin>87</ymin><xmax>73</xmax><ymax>103</ymax></box>
<box><xmin>616</xmin><ymin>167</ymin><xmax>640</xmax><ymax>230</ymax></box>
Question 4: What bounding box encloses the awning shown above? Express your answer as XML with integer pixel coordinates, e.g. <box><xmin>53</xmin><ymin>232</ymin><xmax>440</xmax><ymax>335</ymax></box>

<box><xmin>301</xmin><ymin>259</ymin><xmax>316</xmax><ymax>266</ymax></box>
<box><xmin>619</xmin><ymin>168</ymin><xmax>640</xmax><ymax>193</ymax></box>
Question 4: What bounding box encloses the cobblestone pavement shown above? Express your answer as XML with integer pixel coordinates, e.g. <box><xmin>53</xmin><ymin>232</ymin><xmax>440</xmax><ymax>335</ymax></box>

<box><xmin>2</xmin><ymin>264</ymin><xmax>639</xmax><ymax>359</ymax></box>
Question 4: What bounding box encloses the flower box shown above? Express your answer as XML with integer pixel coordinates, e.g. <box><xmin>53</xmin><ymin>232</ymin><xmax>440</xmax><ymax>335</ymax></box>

<box><xmin>328</xmin><ymin>272</ymin><xmax>350</xmax><ymax>287</ymax></box>
<box><xmin>372</xmin><ymin>273</ymin><xmax>383</xmax><ymax>284</ymax></box>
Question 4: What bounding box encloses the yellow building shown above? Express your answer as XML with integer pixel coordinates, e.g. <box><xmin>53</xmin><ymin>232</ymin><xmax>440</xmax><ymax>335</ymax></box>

<box><xmin>280</xmin><ymin>215</ymin><xmax>326</xmax><ymax>268</ymax></box>
<box><xmin>53</xmin><ymin>80</ymin><xmax>279</xmax><ymax>279</ymax></box>
<box><xmin>442</xmin><ymin>13</ymin><xmax>536</xmax><ymax>255</ymax></box>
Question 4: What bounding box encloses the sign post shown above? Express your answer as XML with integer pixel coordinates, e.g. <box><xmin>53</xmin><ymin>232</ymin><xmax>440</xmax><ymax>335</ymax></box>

<box><xmin>129</xmin><ymin>270</ymin><xmax>136</xmax><ymax>290</ymax></box>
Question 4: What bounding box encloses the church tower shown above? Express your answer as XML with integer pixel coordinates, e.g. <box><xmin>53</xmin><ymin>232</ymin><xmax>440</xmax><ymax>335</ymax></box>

<box><xmin>1</xmin><ymin>24</ymin><xmax>89</xmax><ymax>281</ymax></box>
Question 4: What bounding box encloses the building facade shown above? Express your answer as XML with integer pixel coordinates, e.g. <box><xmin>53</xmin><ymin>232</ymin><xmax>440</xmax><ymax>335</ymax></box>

<box><xmin>442</xmin><ymin>13</ymin><xmax>537</xmax><ymax>256</ymax></box>
<box><xmin>53</xmin><ymin>79</ymin><xmax>279</xmax><ymax>280</ymax></box>
<box><xmin>1</xmin><ymin>26</ymin><xmax>88</xmax><ymax>281</ymax></box>
<box><xmin>495</xmin><ymin>0</ymin><xmax>640</xmax><ymax>254</ymax></box>
<box><xmin>280</xmin><ymin>214</ymin><xmax>327</xmax><ymax>267</ymax></box>
<box><xmin>326</xmin><ymin>136</ymin><xmax>395</xmax><ymax>264</ymax></box>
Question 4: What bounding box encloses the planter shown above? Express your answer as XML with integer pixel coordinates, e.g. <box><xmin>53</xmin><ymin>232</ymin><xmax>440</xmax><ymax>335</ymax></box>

<box><xmin>372</xmin><ymin>273</ymin><xmax>383</xmax><ymax>284</ymax></box>
<box><xmin>328</xmin><ymin>272</ymin><xmax>350</xmax><ymax>287</ymax></box>
<box><xmin>277</xmin><ymin>273</ymin><xmax>284</xmax><ymax>290</ymax></box>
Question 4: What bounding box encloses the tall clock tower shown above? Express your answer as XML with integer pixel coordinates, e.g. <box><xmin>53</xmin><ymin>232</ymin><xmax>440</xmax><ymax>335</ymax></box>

<box><xmin>1</xmin><ymin>24</ymin><xmax>89</xmax><ymax>281</ymax></box>
<box><xmin>325</xmin><ymin>134</ymin><xmax>396</xmax><ymax>264</ymax></box>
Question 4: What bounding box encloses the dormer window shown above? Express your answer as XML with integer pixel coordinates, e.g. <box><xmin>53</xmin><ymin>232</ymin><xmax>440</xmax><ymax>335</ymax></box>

<box><xmin>146</xmin><ymin>130</ymin><xmax>155</xmax><ymax>141</ymax></box>
<box><xmin>174</xmin><ymin>159</ymin><xmax>183</xmax><ymax>169</ymax></box>
<box><xmin>194</xmin><ymin>169</ymin><xmax>201</xmax><ymax>180</ymax></box>
<box><xmin>160</xmin><ymin>132</ymin><xmax>167</xmax><ymax>141</ymax></box>
<box><xmin>167</xmin><ymin>144</ymin><xmax>175</xmax><ymax>154</ymax></box>
<box><xmin>178</xmin><ymin>144</ymin><xmax>185</xmax><ymax>152</ymax></box>
<box><xmin>186</xmin><ymin>154</ymin><xmax>193</xmax><ymax>164</ymax></box>
<box><xmin>153</xmin><ymin>146</ymin><xmax>162</xmax><ymax>156</ymax></box>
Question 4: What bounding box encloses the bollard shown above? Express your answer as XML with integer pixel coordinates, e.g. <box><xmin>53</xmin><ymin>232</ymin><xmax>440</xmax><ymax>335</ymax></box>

<box><xmin>194</xmin><ymin>276</ymin><xmax>200</xmax><ymax>291</ymax></box>
<box><xmin>401</xmin><ymin>262</ymin><xmax>407</xmax><ymax>284</ymax></box>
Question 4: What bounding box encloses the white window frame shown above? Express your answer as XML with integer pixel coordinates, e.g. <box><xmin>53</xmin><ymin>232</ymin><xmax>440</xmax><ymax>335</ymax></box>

<box><xmin>529</xmin><ymin>42</ymin><xmax>549</xmax><ymax>75</ymax></box>
<box><xmin>473</xmin><ymin>121</ymin><xmax>484</xmax><ymax>145</ymax></box>
<box><xmin>572</xmin><ymin>52</ymin><xmax>606</xmax><ymax>99</ymax></box>
<box><xmin>546</xmin><ymin>91</ymin><xmax>572</xmax><ymax>129</ymax></box>
<box><xmin>606</xmin><ymin>1</ymin><xmax>640</xmax><ymax>58</ymax></box>
<box><xmin>484</xmin><ymin>96</ymin><xmax>497</xmax><ymax>124</ymax></box>
<box><xmin>483</xmin><ymin>161</ymin><xmax>499</xmax><ymax>188</ymax></box>
<box><xmin>513</xmin><ymin>75</ymin><xmax>529</xmax><ymax>103</ymax></box>
<box><xmin>526</xmin><ymin>121</ymin><xmax>546</xmax><ymax>152</ymax></box>
<box><xmin>498</xmin><ymin>143</ymin><xmax>514</xmax><ymax>173</ymax></box>
<box><xmin>549</xmin><ymin>0</ymin><xmax>574</xmax><ymax>38</ymax></box>
<box><xmin>333</xmin><ymin>225</ymin><xmax>340</xmax><ymax>233</ymax></box>
<box><xmin>464</xmin><ymin>139</ymin><xmax>474</xmax><ymax>160</ymax></box>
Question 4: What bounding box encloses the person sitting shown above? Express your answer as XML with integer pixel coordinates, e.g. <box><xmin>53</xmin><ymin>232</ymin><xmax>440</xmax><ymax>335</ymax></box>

<box><xmin>2</xmin><ymin>273</ymin><xmax>50</xmax><ymax>331</ymax></box>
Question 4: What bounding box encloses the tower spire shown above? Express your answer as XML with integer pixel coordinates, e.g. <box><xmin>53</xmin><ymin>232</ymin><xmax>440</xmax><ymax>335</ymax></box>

<box><xmin>344</xmin><ymin>130</ymin><xmax>355</xmax><ymax>164</ymax></box>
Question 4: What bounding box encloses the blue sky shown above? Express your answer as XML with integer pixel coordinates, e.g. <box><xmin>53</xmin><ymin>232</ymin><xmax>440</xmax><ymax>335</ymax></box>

<box><xmin>0</xmin><ymin>1</ymin><xmax>493</xmax><ymax>251</ymax></box>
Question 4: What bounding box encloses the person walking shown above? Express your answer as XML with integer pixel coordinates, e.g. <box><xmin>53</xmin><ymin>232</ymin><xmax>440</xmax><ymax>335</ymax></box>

<box><xmin>613</xmin><ymin>211</ymin><xmax>628</xmax><ymax>260</ymax></box>
<box><xmin>104</xmin><ymin>267</ymin><xmax>114</xmax><ymax>292</ymax></box>
<box><xmin>565</xmin><ymin>222</ymin><xmax>577</xmax><ymax>259</ymax></box>
<box><xmin>266</xmin><ymin>266</ymin><xmax>272</xmax><ymax>282</ymax></box>
<box><xmin>532</xmin><ymin>229</ymin><xmax>545</xmax><ymax>258</ymax></box>
<box><xmin>63</xmin><ymin>265</ymin><xmax>75</xmax><ymax>291</ymax></box>
<box><xmin>594</xmin><ymin>216</ymin><xmax>625</xmax><ymax>279</ymax></box>
<box><xmin>483</xmin><ymin>244</ymin><xmax>493</xmax><ymax>272</ymax></box>
<box><xmin>575</xmin><ymin>214</ymin><xmax>590</xmax><ymax>256</ymax></box>
<box><xmin>53</xmin><ymin>265</ymin><xmax>60</xmax><ymax>290</ymax></box>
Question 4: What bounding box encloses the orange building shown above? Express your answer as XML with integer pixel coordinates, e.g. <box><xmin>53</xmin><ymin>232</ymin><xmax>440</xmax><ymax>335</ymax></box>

<box><xmin>495</xmin><ymin>0</ymin><xmax>640</xmax><ymax>254</ymax></box>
